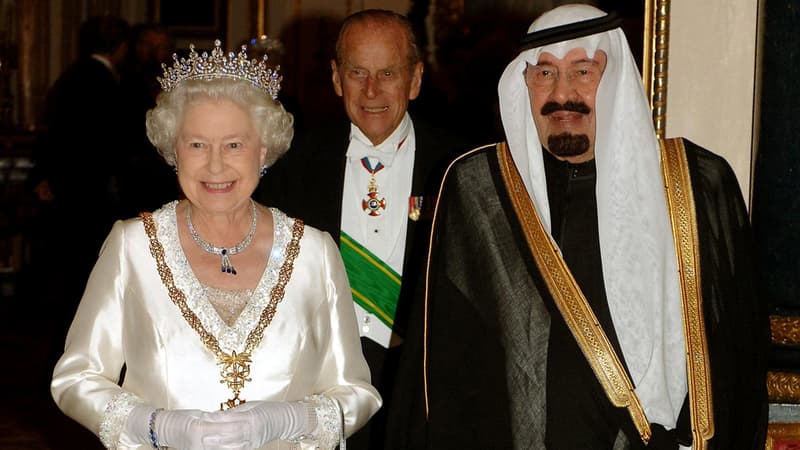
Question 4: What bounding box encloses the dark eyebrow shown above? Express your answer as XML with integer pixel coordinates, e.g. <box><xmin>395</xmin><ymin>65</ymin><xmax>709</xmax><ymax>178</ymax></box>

<box><xmin>571</xmin><ymin>58</ymin><xmax>600</xmax><ymax>65</ymax></box>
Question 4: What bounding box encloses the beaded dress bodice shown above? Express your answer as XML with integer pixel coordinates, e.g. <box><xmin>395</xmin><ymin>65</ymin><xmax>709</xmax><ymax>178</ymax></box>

<box><xmin>206</xmin><ymin>286</ymin><xmax>254</xmax><ymax>327</ymax></box>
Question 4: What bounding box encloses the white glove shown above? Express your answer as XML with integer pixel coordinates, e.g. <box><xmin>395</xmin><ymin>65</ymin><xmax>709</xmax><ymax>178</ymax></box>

<box><xmin>124</xmin><ymin>404</ymin><xmax>249</xmax><ymax>450</ymax></box>
<box><xmin>208</xmin><ymin>400</ymin><xmax>313</xmax><ymax>448</ymax></box>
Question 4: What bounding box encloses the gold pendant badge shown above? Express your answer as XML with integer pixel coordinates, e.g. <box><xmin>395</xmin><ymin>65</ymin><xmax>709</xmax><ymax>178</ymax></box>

<box><xmin>142</xmin><ymin>212</ymin><xmax>305</xmax><ymax>411</ymax></box>
<box><xmin>219</xmin><ymin>350</ymin><xmax>252</xmax><ymax>410</ymax></box>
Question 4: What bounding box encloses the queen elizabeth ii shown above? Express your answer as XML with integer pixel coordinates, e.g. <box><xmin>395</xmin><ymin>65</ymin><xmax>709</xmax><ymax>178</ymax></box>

<box><xmin>51</xmin><ymin>40</ymin><xmax>381</xmax><ymax>450</ymax></box>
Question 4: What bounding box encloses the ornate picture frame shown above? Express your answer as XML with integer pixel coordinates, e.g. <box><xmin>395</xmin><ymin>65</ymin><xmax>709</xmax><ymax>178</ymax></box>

<box><xmin>766</xmin><ymin>423</ymin><xmax>800</xmax><ymax>450</ymax></box>
<box><xmin>642</xmin><ymin>0</ymin><xmax>669</xmax><ymax>138</ymax></box>
<box><xmin>154</xmin><ymin>0</ymin><xmax>225</xmax><ymax>36</ymax></box>
<box><xmin>152</xmin><ymin>0</ymin><xmax>228</xmax><ymax>50</ymax></box>
<box><xmin>750</xmin><ymin>0</ymin><xmax>800</xmax><ymax>410</ymax></box>
<box><xmin>642</xmin><ymin>3</ymin><xmax>800</xmax><ymax>443</ymax></box>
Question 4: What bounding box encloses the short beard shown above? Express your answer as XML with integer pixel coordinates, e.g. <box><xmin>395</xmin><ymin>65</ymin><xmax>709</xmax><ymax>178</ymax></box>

<box><xmin>546</xmin><ymin>133</ymin><xmax>591</xmax><ymax>158</ymax></box>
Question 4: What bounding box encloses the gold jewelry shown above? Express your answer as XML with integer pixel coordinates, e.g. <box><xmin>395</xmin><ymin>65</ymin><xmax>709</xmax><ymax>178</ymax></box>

<box><xmin>360</xmin><ymin>157</ymin><xmax>386</xmax><ymax>216</ymax></box>
<box><xmin>141</xmin><ymin>212</ymin><xmax>304</xmax><ymax>409</ymax></box>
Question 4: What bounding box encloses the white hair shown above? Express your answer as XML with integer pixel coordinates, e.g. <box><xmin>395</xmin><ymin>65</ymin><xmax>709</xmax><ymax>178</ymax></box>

<box><xmin>146</xmin><ymin>78</ymin><xmax>294</xmax><ymax>168</ymax></box>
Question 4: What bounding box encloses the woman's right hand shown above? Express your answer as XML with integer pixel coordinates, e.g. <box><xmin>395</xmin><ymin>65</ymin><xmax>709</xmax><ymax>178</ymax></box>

<box><xmin>155</xmin><ymin>408</ymin><xmax>250</xmax><ymax>449</ymax></box>
<box><xmin>127</xmin><ymin>406</ymin><xmax>249</xmax><ymax>450</ymax></box>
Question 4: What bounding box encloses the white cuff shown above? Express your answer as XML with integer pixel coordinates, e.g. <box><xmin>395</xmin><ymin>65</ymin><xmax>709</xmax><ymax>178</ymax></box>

<box><xmin>99</xmin><ymin>392</ymin><xmax>145</xmax><ymax>449</ymax></box>
<box><xmin>288</xmin><ymin>394</ymin><xmax>344</xmax><ymax>450</ymax></box>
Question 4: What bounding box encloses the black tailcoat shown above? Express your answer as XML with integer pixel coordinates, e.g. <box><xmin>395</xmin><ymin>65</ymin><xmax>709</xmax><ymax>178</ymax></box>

<box><xmin>256</xmin><ymin>117</ymin><xmax>466</xmax><ymax>449</ymax></box>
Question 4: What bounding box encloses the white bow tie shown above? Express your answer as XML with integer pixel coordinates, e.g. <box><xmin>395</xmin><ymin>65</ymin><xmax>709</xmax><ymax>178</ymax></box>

<box><xmin>346</xmin><ymin>114</ymin><xmax>411</xmax><ymax>167</ymax></box>
<box><xmin>347</xmin><ymin>137</ymin><xmax>400</xmax><ymax>167</ymax></box>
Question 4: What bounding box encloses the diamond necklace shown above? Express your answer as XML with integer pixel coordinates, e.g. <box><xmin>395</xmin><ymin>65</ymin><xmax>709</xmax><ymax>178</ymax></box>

<box><xmin>186</xmin><ymin>200</ymin><xmax>257</xmax><ymax>275</ymax></box>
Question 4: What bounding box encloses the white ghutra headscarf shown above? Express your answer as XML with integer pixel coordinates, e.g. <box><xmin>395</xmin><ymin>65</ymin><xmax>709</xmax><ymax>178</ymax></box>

<box><xmin>498</xmin><ymin>4</ymin><xmax>687</xmax><ymax>429</ymax></box>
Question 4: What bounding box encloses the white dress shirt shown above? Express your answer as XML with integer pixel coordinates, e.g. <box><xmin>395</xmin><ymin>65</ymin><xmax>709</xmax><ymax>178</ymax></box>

<box><xmin>341</xmin><ymin>113</ymin><xmax>416</xmax><ymax>348</ymax></box>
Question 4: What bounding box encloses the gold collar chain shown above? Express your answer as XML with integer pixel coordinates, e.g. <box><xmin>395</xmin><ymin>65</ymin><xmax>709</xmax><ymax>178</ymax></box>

<box><xmin>141</xmin><ymin>212</ymin><xmax>304</xmax><ymax>410</ymax></box>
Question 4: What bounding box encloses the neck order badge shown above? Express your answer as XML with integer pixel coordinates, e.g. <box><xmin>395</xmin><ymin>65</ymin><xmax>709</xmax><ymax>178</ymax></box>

<box><xmin>361</xmin><ymin>157</ymin><xmax>387</xmax><ymax>216</ymax></box>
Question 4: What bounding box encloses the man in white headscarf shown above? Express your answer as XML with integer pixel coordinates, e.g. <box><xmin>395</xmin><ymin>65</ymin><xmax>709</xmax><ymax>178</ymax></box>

<box><xmin>388</xmin><ymin>4</ymin><xmax>768</xmax><ymax>449</ymax></box>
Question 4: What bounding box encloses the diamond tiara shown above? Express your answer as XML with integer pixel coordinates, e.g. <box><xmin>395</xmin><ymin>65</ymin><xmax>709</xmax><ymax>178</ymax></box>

<box><xmin>158</xmin><ymin>39</ymin><xmax>282</xmax><ymax>99</ymax></box>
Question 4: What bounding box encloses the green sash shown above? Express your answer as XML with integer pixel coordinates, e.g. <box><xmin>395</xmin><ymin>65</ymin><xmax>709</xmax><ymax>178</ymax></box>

<box><xmin>340</xmin><ymin>232</ymin><xmax>402</xmax><ymax>328</ymax></box>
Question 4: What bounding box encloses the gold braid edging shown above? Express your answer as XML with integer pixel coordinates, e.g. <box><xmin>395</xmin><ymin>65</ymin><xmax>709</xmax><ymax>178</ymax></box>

<box><xmin>141</xmin><ymin>211</ymin><xmax>304</xmax><ymax>409</ymax></box>
<box><xmin>659</xmin><ymin>138</ymin><xmax>714</xmax><ymax>448</ymax></box>
<box><xmin>496</xmin><ymin>143</ymin><xmax>652</xmax><ymax>444</ymax></box>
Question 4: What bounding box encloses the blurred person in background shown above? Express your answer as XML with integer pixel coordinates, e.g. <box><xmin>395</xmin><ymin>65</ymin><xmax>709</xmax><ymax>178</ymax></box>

<box><xmin>118</xmin><ymin>23</ymin><xmax>180</xmax><ymax>217</ymax></box>
<box><xmin>35</xmin><ymin>14</ymin><xmax>135</xmax><ymax>379</ymax></box>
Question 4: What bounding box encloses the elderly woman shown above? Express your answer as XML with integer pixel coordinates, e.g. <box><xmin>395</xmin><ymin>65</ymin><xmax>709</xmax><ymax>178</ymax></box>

<box><xmin>51</xmin><ymin>41</ymin><xmax>380</xmax><ymax>450</ymax></box>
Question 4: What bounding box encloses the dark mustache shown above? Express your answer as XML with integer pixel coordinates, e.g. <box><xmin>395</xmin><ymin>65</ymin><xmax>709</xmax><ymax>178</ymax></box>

<box><xmin>540</xmin><ymin>101</ymin><xmax>591</xmax><ymax>115</ymax></box>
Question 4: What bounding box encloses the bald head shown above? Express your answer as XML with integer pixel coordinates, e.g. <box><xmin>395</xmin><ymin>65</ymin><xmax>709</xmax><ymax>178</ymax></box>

<box><xmin>335</xmin><ymin>9</ymin><xmax>420</xmax><ymax>68</ymax></box>
<box><xmin>330</xmin><ymin>9</ymin><xmax>424</xmax><ymax>145</ymax></box>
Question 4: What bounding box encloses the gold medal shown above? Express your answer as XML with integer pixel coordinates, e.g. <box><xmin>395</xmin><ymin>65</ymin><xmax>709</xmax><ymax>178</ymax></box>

<box><xmin>408</xmin><ymin>196</ymin><xmax>423</xmax><ymax>221</ymax></box>
<box><xmin>361</xmin><ymin>157</ymin><xmax>386</xmax><ymax>216</ymax></box>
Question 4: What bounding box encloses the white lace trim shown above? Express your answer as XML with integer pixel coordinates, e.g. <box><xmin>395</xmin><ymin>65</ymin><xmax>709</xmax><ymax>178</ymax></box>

<box><xmin>99</xmin><ymin>391</ymin><xmax>144</xmax><ymax>449</ymax></box>
<box><xmin>288</xmin><ymin>394</ymin><xmax>344</xmax><ymax>450</ymax></box>
<box><xmin>152</xmin><ymin>201</ymin><xmax>291</xmax><ymax>353</ymax></box>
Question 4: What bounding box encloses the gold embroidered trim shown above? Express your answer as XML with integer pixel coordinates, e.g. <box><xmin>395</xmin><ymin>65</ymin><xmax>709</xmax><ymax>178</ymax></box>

<box><xmin>496</xmin><ymin>143</ymin><xmax>651</xmax><ymax>444</ymax></box>
<box><xmin>767</xmin><ymin>371</ymin><xmax>800</xmax><ymax>403</ymax></box>
<box><xmin>770</xmin><ymin>315</ymin><xmax>800</xmax><ymax>345</ymax></box>
<box><xmin>141</xmin><ymin>211</ymin><xmax>304</xmax><ymax>410</ymax></box>
<box><xmin>660</xmin><ymin>138</ymin><xmax>714</xmax><ymax>448</ymax></box>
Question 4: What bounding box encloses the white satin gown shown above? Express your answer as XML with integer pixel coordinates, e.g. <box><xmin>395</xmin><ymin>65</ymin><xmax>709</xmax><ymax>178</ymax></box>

<box><xmin>51</xmin><ymin>202</ymin><xmax>381</xmax><ymax>449</ymax></box>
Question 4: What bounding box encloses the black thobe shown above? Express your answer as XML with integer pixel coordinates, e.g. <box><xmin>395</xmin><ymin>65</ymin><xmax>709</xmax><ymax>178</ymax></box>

<box><xmin>388</xmin><ymin>139</ymin><xmax>768</xmax><ymax>449</ymax></box>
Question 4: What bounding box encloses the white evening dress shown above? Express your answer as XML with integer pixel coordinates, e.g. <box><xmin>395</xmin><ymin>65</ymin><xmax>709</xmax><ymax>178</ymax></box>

<box><xmin>51</xmin><ymin>201</ymin><xmax>381</xmax><ymax>449</ymax></box>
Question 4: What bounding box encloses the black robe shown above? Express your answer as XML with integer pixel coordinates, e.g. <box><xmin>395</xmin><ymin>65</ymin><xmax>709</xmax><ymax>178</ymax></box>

<box><xmin>388</xmin><ymin>139</ymin><xmax>768</xmax><ymax>449</ymax></box>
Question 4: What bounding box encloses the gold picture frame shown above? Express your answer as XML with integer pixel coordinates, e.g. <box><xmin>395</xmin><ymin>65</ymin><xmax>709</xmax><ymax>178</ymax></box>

<box><xmin>643</xmin><ymin>0</ymin><xmax>670</xmax><ymax>138</ymax></box>
<box><xmin>153</xmin><ymin>0</ymin><xmax>227</xmax><ymax>39</ymax></box>
<box><xmin>768</xmin><ymin>316</ymin><xmax>800</xmax><ymax>403</ymax></box>
<box><xmin>766</xmin><ymin>423</ymin><xmax>800</xmax><ymax>450</ymax></box>
<box><xmin>750</xmin><ymin>0</ymin><xmax>800</xmax><ymax>410</ymax></box>
<box><xmin>642</xmin><ymin>5</ymin><xmax>800</xmax><ymax>445</ymax></box>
